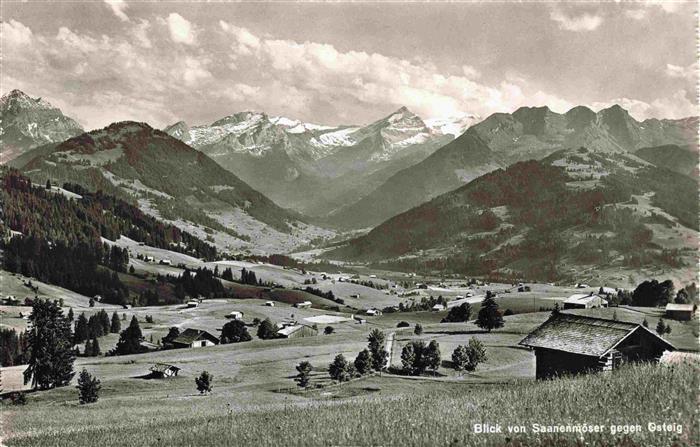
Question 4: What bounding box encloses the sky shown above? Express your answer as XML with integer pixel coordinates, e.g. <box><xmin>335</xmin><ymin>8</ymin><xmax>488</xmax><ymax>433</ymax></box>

<box><xmin>1</xmin><ymin>1</ymin><xmax>697</xmax><ymax>130</ymax></box>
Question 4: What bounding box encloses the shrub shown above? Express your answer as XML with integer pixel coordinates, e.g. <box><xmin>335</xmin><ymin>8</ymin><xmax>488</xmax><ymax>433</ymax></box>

<box><xmin>354</xmin><ymin>349</ymin><xmax>372</xmax><ymax>375</ymax></box>
<box><xmin>76</xmin><ymin>369</ymin><xmax>101</xmax><ymax>404</ymax></box>
<box><xmin>414</xmin><ymin>324</ymin><xmax>423</xmax><ymax>336</ymax></box>
<box><xmin>328</xmin><ymin>354</ymin><xmax>352</xmax><ymax>382</ymax></box>
<box><xmin>324</xmin><ymin>326</ymin><xmax>335</xmax><ymax>335</ymax></box>
<box><xmin>397</xmin><ymin>321</ymin><xmax>410</xmax><ymax>328</ymax></box>
<box><xmin>195</xmin><ymin>371</ymin><xmax>213</xmax><ymax>394</ymax></box>
<box><xmin>221</xmin><ymin>320</ymin><xmax>252</xmax><ymax>343</ymax></box>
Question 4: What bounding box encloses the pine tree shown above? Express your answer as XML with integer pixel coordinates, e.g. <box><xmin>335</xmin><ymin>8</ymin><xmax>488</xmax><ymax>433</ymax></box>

<box><xmin>84</xmin><ymin>339</ymin><xmax>93</xmax><ymax>357</ymax></box>
<box><xmin>110</xmin><ymin>312</ymin><xmax>121</xmax><ymax>333</ymax></box>
<box><xmin>112</xmin><ymin>316</ymin><xmax>145</xmax><ymax>355</ymax></box>
<box><xmin>195</xmin><ymin>371</ymin><xmax>212</xmax><ymax>394</ymax></box>
<box><xmin>367</xmin><ymin>329</ymin><xmax>387</xmax><ymax>371</ymax></box>
<box><xmin>99</xmin><ymin>310</ymin><xmax>110</xmax><ymax>334</ymax></box>
<box><xmin>656</xmin><ymin>319</ymin><xmax>667</xmax><ymax>336</ymax></box>
<box><xmin>257</xmin><ymin>318</ymin><xmax>277</xmax><ymax>340</ymax></box>
<box><xmin>451</xmin><ymin>345</ymin><xmax>470</xmax><ymax>374</ymax></box>
<box><xmin>642</xmin><ymin>318</ymin><xmax>649</xmax><ymax>328</ymax></box>
<box><xmin>354</xmin><ymin>349</ymin><xmax>372</xmax><ymax>375</ymax></box>
<box><xmin>401</xmin><ymin>342</ymin><xmax>419</xmax><ymax>375</ymax></box>
<box><xmin>475</xmin><ymin>293</ymin><xmax>504</xmax><ymax>332</ymax></box>
<box><xmin>295</xmin><ymin>361</ymin><xmax>312</xmax><ymax>388</ymax></box>
<box><xmin>45</xmin><ymin>179</ymin><xmax>51</xmax><ymax>190</ymax></box>
<box><xmin>90</xmin><ymin>337</ymin><xmax>100</xmax><ymax>356</ymax></box>
<box><xmin>414</xmin><ymin>324</ymin><xmax>423</xmax><ymax>336</ymax></box>
<box><xmin>24</xmin><ymin>300</ymin><xmax>76</xmax><ymax>389</ymax></box>
<box><xmin>67</xmin><ymin>307</ymin><xmax>74</xmax><ymax>321</ymax></box>
<box><xmin>328</xmin><ymin>354</ymin><xmax>351</xmax><ymax>382</ymax></box>
<box><xmin>76</xmin><ymin>369</ymin><xmax>101</xmax><ymax>404</ymax></box>
<box><xmin>424</xmin><ymin>340</ymin><xmax>441</xmax><ymax>373</ymax></box>
<box><xmin>74</xmin><ymin>313</ymin><xmax>89</xmax><ymax>344</ymax></box>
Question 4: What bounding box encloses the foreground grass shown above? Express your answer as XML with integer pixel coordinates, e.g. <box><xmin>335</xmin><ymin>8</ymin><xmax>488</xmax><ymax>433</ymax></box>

<box><xmin>4</xmin><ymin>362</ymin><xmax>697</xmax><ymax>446</ymax></box>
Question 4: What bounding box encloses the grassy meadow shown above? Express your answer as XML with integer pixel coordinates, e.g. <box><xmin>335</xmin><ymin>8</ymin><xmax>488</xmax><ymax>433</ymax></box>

<box><xmin>3</xmin><ymin>362</ymin><xmax>697</xmax><ymax>446</ymax></box>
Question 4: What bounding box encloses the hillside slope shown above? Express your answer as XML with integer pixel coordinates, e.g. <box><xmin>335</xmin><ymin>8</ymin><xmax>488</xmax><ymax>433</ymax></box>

<box><xmin>634</xmin><ymin>144</ymin><xmax>699</xmax><ymax>178</ymax></box>
<box><xmin>11</xmin><ymin>122</ymin><xmax>333</xmax><ymax>254</ymax></box>
<box><xmin>329</xmin><ymin>105</ymin><xmax>697</xmax><ymax>230</ymax></box>
<box><xmin>328</xmin><ymin>147</ymin><xmax>698</xmax><ymax>283</ymax></box>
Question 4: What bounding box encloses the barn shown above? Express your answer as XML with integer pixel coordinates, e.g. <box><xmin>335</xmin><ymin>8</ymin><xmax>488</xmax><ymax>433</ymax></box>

<box><xmin>149</xmin><ymin>363</ymin><xmax>181</xmax><ymax>378</ymax></box>
<box><xmin>563</xmin><ymin>293</ymin><xmax>607</xmax><ymax>309</ymax></box>
<box><xmin>172</xmin><ymin>329</ymin><xmax>219</xmax><ymax>348</ymax></box>
<box><xmin>519</xmin><ymin>314</ymin><xmax>674</xmax><ymax>379</ymax></box>
<box><xmin>276</xmin><ymin>324</ymin><xmax>318</xmax><ymax>339</ymax></box>
<box><xmin>665</xmin><ymin>303</ymin><xmax>697</xmax><ymax>321</ymax></box>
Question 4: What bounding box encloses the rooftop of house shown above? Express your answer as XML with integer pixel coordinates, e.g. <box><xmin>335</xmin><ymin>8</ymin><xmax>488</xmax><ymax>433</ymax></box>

<box><xmin>172</xmin><ymin>328</ymin><xmax>219</xmax><ymax>345</ymax></box>
<box><xmin>665</xmin><ymin>303</ymin><xmax>696</xmax><ymax>312</ymax></box>
<box><xmin>519</xmin><ymin>313</ymin><xmax>674</xmax><ymax>357</ymax></box>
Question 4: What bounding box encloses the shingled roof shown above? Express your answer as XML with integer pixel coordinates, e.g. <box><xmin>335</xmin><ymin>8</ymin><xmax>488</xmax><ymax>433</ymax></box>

<box><xmin>519</xmin><ymin>313</ymin><xmax>673</xmax><ymax>357</ymax></box>
<box><xmin>172</xmin><ymin>328</ymin><xmax>219</xmax><ymax>345</ymax></box>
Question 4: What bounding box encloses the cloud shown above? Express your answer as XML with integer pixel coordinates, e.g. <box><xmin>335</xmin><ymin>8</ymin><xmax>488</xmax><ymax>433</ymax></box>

<box><xmin>104</xmin><ymin>0</ymin><xmax>129</xmax><ymax>22</ymax></box>
<box><xmin>221</xmin><ymin>83</ymin><xmax>260</xmax><ymax>102</ymax></box>
<box><xmin>624</xmin><ymin>9</ymin><xmax>648</xmax><ymax>20</ymax></box>
<box><xmin>219</xmin><ymin>20</ymin><xmax>260</xmax><ymax>55</ymax></box>
<box><xmin>550</xmin><ymin>9</ymin><xmax>603</xmax><ymax>32</ymax></box>
<box><xmin>665</xmin><ymin>62</ymin><xmax>697</xmax><ymax>80</ymax></box>
<box><xmin>1</xmin><ymin>20</ymin><xmax>33</xmax><ymax>46</ymax></box>
<box><xmin>133</xmin><ymin>19</ymin><xmax>152</xmax><ymax>48</ymax></box>
<box><xmin>165</xmin><ymin>13</ymin><xmax>196</xmax><ymax>45</ymax></box>
<box><xmin>461</xmin><ymin>65</ymin><xmax>481</xmax><ymax>79</ymax></box>
<box><xmin>181</xmin><ymin>56</ymin><xmax>212</xmax><ymax>86</ymax></box>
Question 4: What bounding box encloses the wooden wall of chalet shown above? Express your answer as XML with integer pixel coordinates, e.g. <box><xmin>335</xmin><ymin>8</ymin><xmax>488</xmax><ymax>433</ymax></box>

<box><xmin>615</xmin><ymin>327</ymin><xmax>668</xmax><ymax>362</ymax></box>
<box><xmin>534</xmin><ymin>348</ymin><xmax>601</xmax><ymax>379</ymax></box>
<box><xmin>286</xmin><ymin>325</ymin><xmax>318</xmax><ymax>339</ymax></box>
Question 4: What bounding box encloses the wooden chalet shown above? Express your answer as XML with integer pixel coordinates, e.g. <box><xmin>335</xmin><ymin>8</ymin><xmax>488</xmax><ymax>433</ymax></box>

<box><xmin>149</xmin><ymin>363</ymin><xmax>181</xmax><ymax>378</ymax></box>
<box><xmin>519</xmin><ymin>314</ymin><xmax>675</xmax><ymax>379</ymax></box>
<box><xmin>172</xmin><ymin>328</ymin><xmax>220</xmax><ymax>348</ymax></box>
<box><xmin>276</xmin><ymin>324</ymin><xmax>318</xmax><ymax>339</ymax></box>
<box><xmin>665</xmin><ymin>303</ymin><xmax>697</xmax><ymax>321</ymax></box>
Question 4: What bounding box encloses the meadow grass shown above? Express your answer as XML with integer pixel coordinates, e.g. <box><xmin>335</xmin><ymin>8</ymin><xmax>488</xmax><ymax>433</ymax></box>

<box><xmin>4</xmin><ymin>362</ymin><xmax>697</xmax><ymax>446</ymax></box>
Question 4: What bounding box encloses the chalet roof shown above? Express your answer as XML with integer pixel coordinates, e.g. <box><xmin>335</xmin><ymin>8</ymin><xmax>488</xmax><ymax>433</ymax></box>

<box><xmin>564</xmin><ymin>293</ymin><xmax>604</xmax><ymax>304</ymax></box>
<box><xmin>665</xmin><ymin>303</ymin><xmax>696</xmax><ymax>312</ymax></box>
<box><xmin>277</xmin><ymin>325</ymin><xmax>303</xmax><ymax>337</ymax></box>
<box><xmin>173</xmin><ymin>328</ymin><xmax>219</xmax><ymax>345</ymax></box>
<box><xmin>519</xmin><ymin>313</ymin><xmax>674</xmax><ymax>357</ymax></box>
<box><xmin>150</xmin><ymin>363</ymin><xmax>181</xmax><ymax>373</ymax></box>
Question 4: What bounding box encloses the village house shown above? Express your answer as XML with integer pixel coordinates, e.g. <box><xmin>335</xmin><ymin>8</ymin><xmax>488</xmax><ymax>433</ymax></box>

<box><xmin>186</xmin><ymin>300</ymin><xmax>199</xmax><ymax>308</ymax></box>
<box><xmin>226</xmin><ymin>311</ymin><xmax>244</xmax><ymax>320</ymax></box>
<box><xmin>294</xmin><ymin>301</ymin><xmax>312</xmax><ymax>309</ymax></box>
<box><xmin>431</xmin><ymin>304</ymin><xmax>445</xmax><ymax>312</ymax></box>
<box><xmin>352</xmin><ymin>314</ymin><xmax>367</xmax><ymax>324</ymax></box>
<box><xmin>265</xmin><ymin>301</ymin><xmax>275</xmax><ymax>307</ymax></box>
<box><xmin>172</xmin><ymin>328</ymin><xmax>219</xmax><ymax>348</ymax></box>
<box><xmin>149</xmin><ymin>363</ymin><xmax>181</xmax><ymax>378</ymax></box>
<box><xmin>665</xmin><ymin>303</ymin><xmax>697</xmax><ymax>321</ymax></box>
<box><xmin>366</xmin><ymin>308</ymin><xmax>382</xmax><ymax>316</ymax></box>
<box><xmin>276</xmin><ymin>324</ymin><xmax>318</xmax><ymax>339</ymax></box>
<box><xmin>563</xmin><ymin>293</ymin><xmax>607</xmax><ymax>309</ymax></box>
<box><xmin>519</xmin><ymin>314</ymin><xmax>675</xmax><ymax>379</ymax></box>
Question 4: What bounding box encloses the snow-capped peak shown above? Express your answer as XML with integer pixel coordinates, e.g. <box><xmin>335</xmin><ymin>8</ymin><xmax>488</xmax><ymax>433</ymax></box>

<box><xmin>1</xmin><ymin>89</ymin><xmax>55</xmax><ymax>112</ymax></box>
<box><xmin>425</xmin><ymin>113</ymin><xmax>481</xmax><ymax>138</ymax></box>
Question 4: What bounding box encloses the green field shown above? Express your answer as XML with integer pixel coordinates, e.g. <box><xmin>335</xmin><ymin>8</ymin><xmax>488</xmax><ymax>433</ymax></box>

<box><xmin>3</xmin><ymin>362</ymin><xmax>697</xmax><ymax>446</ymax></box>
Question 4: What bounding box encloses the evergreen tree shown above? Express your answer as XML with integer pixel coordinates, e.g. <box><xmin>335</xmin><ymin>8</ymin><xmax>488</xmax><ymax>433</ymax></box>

<box><xmin>442</xmin><ymin>302</ymin><xmax>472</xmax><ymax>323</ymax></box>
<box><xmin>24</xmin><ymin>300</ymin><xmax>76</xmax><ymax>389</ymax></box>
<box><xmin>295</xmin><ymin>361</ymin><xmax>312</xmax><ymax>388</ymax></box>
<box><xmin>656</xmin><ymin>319</ymin><xmax>667</xmax><ymax>336</ymax></box>
<box><xmin>110</xmin><ymin>312</ymin><xmax>121</xmax><ymax>333</ymax></box>
<box><xmin>466</xmin><ymin>337</ymin><xmax>487</xmax><ymax>370</ymax></box>
<box><xmin>475</xmin><ymin>293</ymin><xmax>504</xmax><ymax>332</ymax></box>
<box><xmin>324</xmin><ymin>326</ymin><xmax>335</xmax><ymax>335</ymax></box>
<box><xmin>76</xmin><ymin>369</ymin><xmax>101</xmax><ymax>404</ymax></box>
<box><xmin>612</xmin><ymin>310</ymin><xmax>619</xmax><ymax>321</ymax></box>
<box><xmin>257</xmin><ymin>318</ymin><xmax>277</xmax><ymax>340</ymax></box>
<box><xmin>367</xmin><ymin>329</ymin><xmax>387</xmax><ymax>371</ymax></box>
<box><xmin>45</xmin><ymin>179</ymin><xmax>52</xmax><ymax>190</ymax></box>
<box><xmin>129</xmin><ymin>265</ymin><xmax>135</xmax><ymax>274</ymax></box>
<box><xmin>424</xmin><ymin>340</ymin><xmax>441</xmax><ymax>373</ymax></box>
<box><xmin>161</xmin><ymin>327</ymin><xmax>180</xmax><ymax>348</ymax></box>
<box><xmin>221</xmin><ymin>320</ymin><xmax>252</xmax><ymax>343</ymax></box>
<box><xmin>551</xmin><ymin>302</ymin><xmax>561</xmax><ymax>318</ymax></box>
<box><xmin>99</xmin><ymin>310</ymin><xmax>110</xmax><ymax>334</ymax></box>
<box><xmin>74</xmin><ymin>313</ymin><xmax>89</xmax><ymax>344</ymax></box>
<box><xmin>67</xmin><ymin>308</ymin><xmax>74</xmax><ymax>321</ymax></box>
<box><xmin>111</xmin><ymin>316</ymin><xmax>146</xmax><ymax>355</ymax></box>
<box><xmin>401</xmin><ymin>342</ymin><xmax>419</xmax><ymax>375</ymax></box>
<box><xmin>451</xmin><ymin>345</ymin><xmax>471</xmax><ymax>374</ymax></box>
<box><xmin>195</xmin><ymin>371</ymin><xmax>212</xmax><ymax>394</ymax></box>
<box><xmin>90</xmin><ymin>337</ymin><xmax>100</xmax><ymax>356</ymax></box>
<box><xmin>84</xmin><ymin>339</ymin><xmax>93</xmax><ymax>357</ymax></box>
<box><xmin>414</xmin><ymin>324</ymin><xmax>423</xmax><ymax>336</ymax></box>
<box><xmin>354</xmin><ymin>349</ymin><xmax>372</xmax><ymax>375</ymax></box>
<box><xmin>328</xmin><ymin>354</ymin><xmax>351</xmax><ymax>382</ymax></box>
<box><xmin>642</xmin><ymin>317</ymin><xmax>649</xmax><ymax>328</ymax></box>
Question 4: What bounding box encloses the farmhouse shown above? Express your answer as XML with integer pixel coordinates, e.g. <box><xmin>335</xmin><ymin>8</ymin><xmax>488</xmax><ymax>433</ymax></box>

<box><xmin>563</xmin><ymin>293</ymin><xmax>607</xmax><ymax>309</ymax></box>
<box><xmin>366</xmin><ymin>308</ymin><xmax>382</xmax><ymax>316</ymax></box>
<box><xmin>186</xmin><ymin>300</ymin><xmax>199</xmax><ymax>308</ymax></box>
<box><xmin>665</xmin><ymin>303</ymin><xmax>697</xmax><ymax>321</ymax></box>
<box><xmin>519</xmin><ymin>314</ymin><xmax>675</xmax><ymax>379</ymax></box>
<box><xmin>226</xmin><ymin>311</ymin><xmax>244</xmax><ymax>320</ymax></box>
<box><xmin>149</xmin><ymin>363</ymin><xmax>180</xmax><ymax>378</ymax></box>
<box><xmin>431</xmin><ymin>304</ymin><xmax>445</xmax><ymax>312</ymax></box>
<box><xmin>265</xmin><ymin>301</ymin><xmax>275</xmax><ymax>307</ymax></box>
<box><xmin>172</xmin><ymin>329</ymin><xmax>219</xmax><ymax>348</ymax></box>
<box><xmin>352</xmin><ymin>314</ymin><xmax>367</xmax><ymax>324</ymax></box>
<box><xmin>294</xmin><ymin>301</ymin><xmax>312</xmax><ymax>309</ymax></box>
<box><xmin>276</xmin><ymin>324</ymin><xmax>318</xmax><ymax>339</ymax></box>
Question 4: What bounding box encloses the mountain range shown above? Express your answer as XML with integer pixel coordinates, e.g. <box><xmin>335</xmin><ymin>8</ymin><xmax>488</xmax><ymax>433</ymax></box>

<box><xmin>0</xmin><ymin>90</ymin><xmax>84</xmax><ymax>164</ymax></box>
<box><xmin>327</xmin><ymin>105</ymin><xmax>698</xmax><ymax>229</ymax></box>
<box><xmin>9</xmin><ymin>121</ymin><xmax>332</xmax><ymax>254</ymax></box>
<box><xmin>164</xmin><ymin>107</ymin><xmax>476</xmax><ymax>216</ymax></box>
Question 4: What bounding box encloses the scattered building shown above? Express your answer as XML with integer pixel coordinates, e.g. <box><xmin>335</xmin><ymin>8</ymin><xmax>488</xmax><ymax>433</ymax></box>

<box><xmin>226</xmin><ymin>311</ymin><xmax>244</xmax><ymax>320</ymax></box>
<box><xmin>563</xmin><ymin>293</ymin><xmax>607</xmax><ymax>309</ymax></box>
<box><xmin>172</xmin><ymin>329</ymin><xmax>219</xmax><ymax>348</ymax></box>
<box><xmin>159</xmin><ymin>259</ymin><xmax>172</xmax><ymax>266</ymax></box>
<box><xmin>366</xmin><ymin>308</ymin><xmax>382</xmax><ymax>316</ymax></box>
<box><xmin>431</xmin><ymin>304</ymin><xmax>445</xmax><ymax>312</ymax></box>
<box><xmin>265</xmin><ymin>301</ymin><xmax>275</xmax><ymax>307</ymax></box>
<box><xmin>519</xmin><ymin>314</ymin><xmax>675</xmax><ymax>379</ymax></box>
<box><xmin>665</xmin><ymin>303</ymin><xmax>697</xmax><ymax>321</ymax></box>
<box><xmin>352</xmin><ymin>314</ymin><xmax>367</xmax><ymax>324</ymax></box>
<box><xmin>294</xmin><ymin>301</ymin><xmax>312</xmax><ymax>309</ymax></box>
<box><xmin>186</xmin><ymin>300</ymin><xmax>199</xmax><ymax>308</ymax></box>
<box><xmin>276</xmin><ymin>324</ymin><xmax>318</xmax><ymax>339</ymax></box>
<box><xmin>349</xmin><ymin>294</ymin><xmax>360</xmax><ymax>299</ymax></box>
